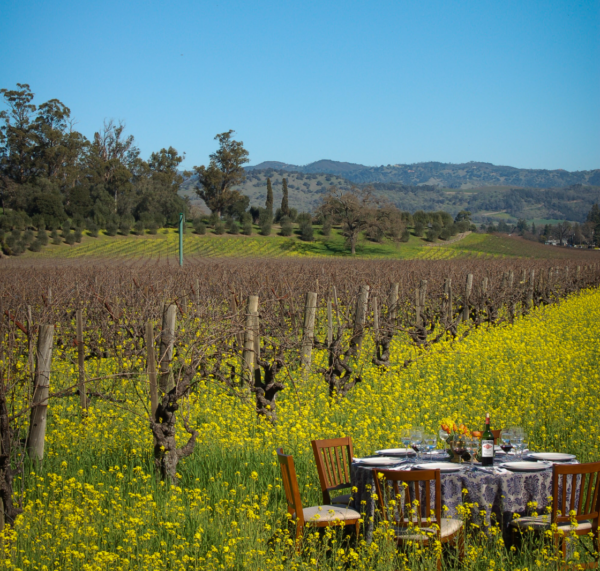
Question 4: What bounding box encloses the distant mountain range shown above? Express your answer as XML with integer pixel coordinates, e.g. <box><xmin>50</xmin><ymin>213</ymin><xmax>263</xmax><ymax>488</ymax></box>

<box><xmin>246</xmin><ymin>160</ymin><xmax>600</xmax><ymax>189</ymax></box>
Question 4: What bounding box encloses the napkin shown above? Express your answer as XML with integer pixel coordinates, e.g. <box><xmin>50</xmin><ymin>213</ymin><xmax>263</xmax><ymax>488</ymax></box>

<box><xmin>476</xmin><ymin>466</ymin><xmax>509</xmax><ymax>475</ymax></box>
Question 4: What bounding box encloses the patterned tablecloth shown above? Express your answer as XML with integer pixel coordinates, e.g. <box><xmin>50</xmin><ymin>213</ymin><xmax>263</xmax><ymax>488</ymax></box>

<box><xmin>350</xmin><ymin>453</ymin><xmax>573</xmax><ymax>539</ymax></box>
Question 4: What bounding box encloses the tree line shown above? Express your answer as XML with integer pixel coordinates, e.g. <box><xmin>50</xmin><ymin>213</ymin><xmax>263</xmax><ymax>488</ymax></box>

<box><xmin>0</xmin><ymin>84</ymin><xmax>188</xmax><ymax>254</ymax></box>
<box><xmin>0</xmin><ymin>86</ymin><xmax>479</xmax><ymax>257</ymax></box>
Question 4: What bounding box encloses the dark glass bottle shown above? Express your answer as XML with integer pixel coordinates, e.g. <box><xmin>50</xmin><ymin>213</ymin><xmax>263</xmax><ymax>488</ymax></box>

<box><xmin>481</xmin><ymin>413</ymin><xmax>495</xmax><ymax>467</ymax></box>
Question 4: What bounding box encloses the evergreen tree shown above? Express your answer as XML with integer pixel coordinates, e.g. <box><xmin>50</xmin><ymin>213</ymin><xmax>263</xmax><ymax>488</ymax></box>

<box><xmin>281</xmin><ymin>178</ymin><xmax>290</xmax><ymax>217</ymax></box>
<box><xmin>265</xmin><ymin>178</ymin><xmax>273</xmax><ymax>216</ymax></box>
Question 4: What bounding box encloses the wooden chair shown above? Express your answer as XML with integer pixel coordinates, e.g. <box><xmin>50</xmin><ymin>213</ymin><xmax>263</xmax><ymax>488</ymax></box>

<box><xmin>311</xmin><ymin>437</ymin><xmax>354</xmax><ymax>506</ymax></box>
<box><xmin>277</xmin><ymin>448</ymin><xmax>361</xmax><ymax>543</ymax></box>
<box><xmin>510</xmin><ymin>461</ymin><xmax>600</xmax><ymax>567</ymax></box>
<box><xmin>373</xmin><ymin>468</ymin><xmax>464</xmax><ymax>570</ymax></box>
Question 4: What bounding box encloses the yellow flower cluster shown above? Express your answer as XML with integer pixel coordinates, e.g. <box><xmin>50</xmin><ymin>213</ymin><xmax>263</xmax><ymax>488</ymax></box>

<box><xmin>1</xmin><ymin>288</ymin><xmax>599</xmax><ymax>569</ymax></box>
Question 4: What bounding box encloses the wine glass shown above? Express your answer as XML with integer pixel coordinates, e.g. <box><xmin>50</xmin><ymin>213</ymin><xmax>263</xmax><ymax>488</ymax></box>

<box><xmin>438</xmin><ymin>428</ymin><xmax>450</xmax><ymax>450</ymax></box>
<box><xmin>410</xmin><ymin>429</ymin><xmax>423</xmax><ymax>462</ymax></box>
<box><xmin>511</xmin><ymin>427</ymin><xmax>524</xmax><ymax>459</ymax></box>
<box><xmin>465</xmin><ymin>437</ymin><xmax>479</xmax><ymax>469</ymax></box>
<box><xmin>400</xmin><ymin>429</ymin><xmax>411</xmax><ymax>451</ymax></box>
<box><xmin>500</xmin><ymin>430</ymin><xmax>514</xmax><ymax>455</ymax></box>
<box><xmin>423</xmin><ymin>434</ymin><xmax>436</xmax><ymax>457</ymax></box>
<box><xmin>451</xmin><ymin>437</ymin><xmax>467</xmax><ymax>465</ymax></box>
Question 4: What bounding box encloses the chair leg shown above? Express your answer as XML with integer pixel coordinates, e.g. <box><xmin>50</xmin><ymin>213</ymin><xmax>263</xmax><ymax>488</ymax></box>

<box><xmin>355</xmin><ymin>521</ymin><xmax>360</xmax><ymax>540</ymax></box>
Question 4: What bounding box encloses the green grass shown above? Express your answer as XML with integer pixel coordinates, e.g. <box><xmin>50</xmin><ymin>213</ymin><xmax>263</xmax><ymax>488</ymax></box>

<box><xmin>11</xmin><ymin>227</ymin><xmax>599</xmax><ymax>262</ymax></box>
<box><xmin>17</xmin><ymin>226</ymin><xmax>427</xmax><ymax>261</ymax></box>
<box><xmin>444</xmin><ymin>232</ymin><xmax>598</xmax><ymax>259</ymax></box>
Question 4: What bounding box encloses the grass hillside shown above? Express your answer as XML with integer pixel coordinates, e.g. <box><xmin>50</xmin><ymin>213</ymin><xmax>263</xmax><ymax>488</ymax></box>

<box><xmin>6</xmin><ymin>226</ymin><xmax>599</xmax><ymax>263</ymax></box>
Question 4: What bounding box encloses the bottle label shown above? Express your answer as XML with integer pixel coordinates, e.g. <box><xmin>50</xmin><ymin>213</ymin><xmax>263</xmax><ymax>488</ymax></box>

<box><xmin>482</xmin><ymin>440</ymin><xmax>494</xmax><ymax>457</ymax></box>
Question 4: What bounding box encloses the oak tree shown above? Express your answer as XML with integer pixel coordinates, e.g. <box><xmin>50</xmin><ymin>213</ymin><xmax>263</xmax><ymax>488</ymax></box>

<box><xmin>193</xmin><ymin>130</ymin><xmax>249</xmax><ymax>217</ymax></box>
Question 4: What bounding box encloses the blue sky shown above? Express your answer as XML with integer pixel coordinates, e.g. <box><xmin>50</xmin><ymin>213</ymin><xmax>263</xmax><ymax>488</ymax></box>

<box><xmin>1</xmin><ymin>0</ymin><xmax>598</xmax><ymax>171</ymax></box>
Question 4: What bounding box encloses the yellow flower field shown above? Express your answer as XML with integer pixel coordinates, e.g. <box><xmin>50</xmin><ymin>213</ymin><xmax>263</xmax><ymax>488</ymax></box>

<box><xmin>2</xmin><ymin>288</ymin><xmax>600</xmax><ymax>570</ymax></box>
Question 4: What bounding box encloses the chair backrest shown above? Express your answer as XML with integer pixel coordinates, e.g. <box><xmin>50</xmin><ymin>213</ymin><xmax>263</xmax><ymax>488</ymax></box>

<box><xmin>311</xmin><ymin>437</ymin><xmax>353</xmax><ymax>503</ymax></box>
<box><xmin>552</xmin><ymin>461</ymin><xmax>600</xmax><ymax>526</ymax></box>
<box><xmin>277</xmin><ymin>448</ymin><xmax>305</xmax><ymax>525</ymax></box>
<box><xmin>373</xmin><ymin>468</ymin><xmax>442</xmax><ymax>531</ymax></box>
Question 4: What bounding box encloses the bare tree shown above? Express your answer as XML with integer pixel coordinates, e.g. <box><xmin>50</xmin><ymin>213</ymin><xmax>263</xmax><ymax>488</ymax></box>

<box><xmin>318</xmin><ymin>187</ymin><xmax>404</xmax><ymax>254</ymax></box>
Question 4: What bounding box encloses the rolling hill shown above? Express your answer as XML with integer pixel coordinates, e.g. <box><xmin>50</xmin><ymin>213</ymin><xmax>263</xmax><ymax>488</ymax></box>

<box><xmin>247</xmin><ymin>159</ymin><xmax>600</xmax><ymax>188</ymax></box>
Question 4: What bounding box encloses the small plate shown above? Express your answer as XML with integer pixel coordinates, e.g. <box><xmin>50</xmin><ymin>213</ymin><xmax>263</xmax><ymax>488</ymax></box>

<box><xmin>375</xmin><ymin>448</ymin><xmax>416</xmax><ymax>456</ymax></box>
<box><xmin>500</xmin><ymin>461</ymin><xmax>552</xmax><ymax>472</ymax></box>
<box><xmin>413</xmin><ymin>462</ymin><xmax>463</xmax><ymax>473</ymax></box>
<box><xmin>527</xmin><ymin>453</ymin><xmax>576</xmax><ymax>462</ymax></box>
<box><xmin>354</xmin><ymin>456</ymin><xmax>405</xmax><ymax>466</ymax></box>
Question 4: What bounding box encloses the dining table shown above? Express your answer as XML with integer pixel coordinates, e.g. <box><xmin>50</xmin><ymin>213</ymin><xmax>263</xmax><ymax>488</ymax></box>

<box><xmin>350</xmin><ymin>449</ymin><xmax>578</xmax><ymax>541</ymax></box>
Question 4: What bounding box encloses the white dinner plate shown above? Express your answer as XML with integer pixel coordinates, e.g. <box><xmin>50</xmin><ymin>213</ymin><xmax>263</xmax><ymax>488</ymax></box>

<box><xmin>375</xmin><ymin>448</ymin><xmax>416</xmax><ymax>456</ymax></box>
<box><xmin>500</xmin><ymin>461</ymin><xmax>552</xmax><ymax>472</ymax></box>
<box><xmin>527</xmin><ymin>453</ymin><xmax>576</xmax><ymax>462</ymax></box>
<box><xmin>413</xmin><ymin>462</ymin><xmax>462</xmax><ymax>473</ymax></box>
<box><xmin>353</xmin><ymin>456</ymin><xmax>405</xmax><ymax>466</ymax></box>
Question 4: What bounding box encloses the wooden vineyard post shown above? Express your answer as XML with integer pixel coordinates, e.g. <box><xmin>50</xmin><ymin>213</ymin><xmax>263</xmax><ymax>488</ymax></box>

<box><xmin>508</xmin><ymin>270</ymin><xmax>514</xmax><ymax>288</ymax></box>
<box><xmin>352</xmin><ymin>284</ymin><xmax>370</xmax><ymax>354</ymax></box>
<box><xmin>242</xmin><ymin>295</ymin><xmax>259</xmax><ymax>380</ymax></box>
<box><xmin>195</xmin><ymin>279</ymin><xmax>200</xmax><ymax>305</ymax></box>
<box><xmin>76</xmin><ymin>310</ymin><xmax>87</xmax><ymax>412</ymax></box>
<box><xmin>146</xmin><ymin>322</ymin><xmax>158</xmax><ymax>417</ymax></box>
<box><xmin>443</xmin><ymin>278</ymin><xmax>452</xmax><ymax>326</ymax></box>
<box><xmin>415</xmin><ymin>280</ymin><xmax>428</xmax><ymax>327</ymax></box>
<box><xmin>26</xmin><ymin>325</ymin><xmax>54</xmax><ymax>464</ymax></box>
<box><xmin>388</xmin><ymin>283</ymin><xmax>399</xmax><ymax>323</ymax></box>
<box><xmin>327</xmin><ymin>299</ymin><xmax>333</xmax><ymax>347</ymax></box>
<box><xmin>301</xmin><ymin>292</ymin><xmax>317</xmax><ymax>370</ymax></box>
<box><xmin>159</xmin><ymin>304</ymin><xmax>177</xmax><ymax>394</ymax></box>
<box><xmin>373</xmin><ymin>297</ymin><xmax>379</xmax><ymax>345</ymax></box>
<box><xmin>462</xmin><ymin>274</ymin><xmax>473</xmax><ymax>323</ymax></box>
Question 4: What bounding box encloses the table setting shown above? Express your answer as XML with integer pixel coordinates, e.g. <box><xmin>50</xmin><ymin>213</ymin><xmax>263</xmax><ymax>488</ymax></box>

<box><xmin>350</xmin><ymin>420</ymin><xmax>578</xmax><ymax>540</ymax></box>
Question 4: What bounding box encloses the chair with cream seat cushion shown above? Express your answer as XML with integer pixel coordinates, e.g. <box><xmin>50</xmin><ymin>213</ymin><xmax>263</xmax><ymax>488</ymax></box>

<box><xmin>510</xmin><ymin>516</ymin><xmax>592</xmax><ymax>533</ymax></box>
<box><xmin>311</xmin><ymin>437</ymin><xmax>354</xmax><ymax>506</ymax></box>
<box><xmin>509</xmin><ymin>461</ymin><xmax>600</xmax><ymax>567</ymax></box>
<box><xmin>277</xmin><ymin>448</ymin><xmax>361</xmax><ymax>544</ymax></box>
<box><xmin>373</xmin><ymin>467</ymin><xmax>464</xmax><ymax>571</ymax></box>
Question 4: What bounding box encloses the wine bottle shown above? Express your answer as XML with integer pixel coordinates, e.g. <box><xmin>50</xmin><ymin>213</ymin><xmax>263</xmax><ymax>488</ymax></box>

<box><xmin>481</xmin><ymin>413</ymin><xmax>495</xmax><ymax>466</ymax></box>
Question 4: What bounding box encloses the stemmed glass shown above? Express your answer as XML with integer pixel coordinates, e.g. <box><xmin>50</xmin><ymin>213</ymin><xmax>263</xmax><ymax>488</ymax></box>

<box><xmin>423</xmin><ymin>434</ymin><xmax>437</xmax><ymax>458</ymax></box>
<box><xmin>410</xmin><ymin>428</ymin><xmax>423</xmax><ymax>462</ymax></box>
<box><xmin>439</xmin><ymin>428</ymin><xmax>450</xmax><ymax>451</ymax></box>
<box><xmin>500</xmin><ymin>430</ymin><xmax>514</xmax><ymax>455</ymax></box>
<box><xmin>465</xmin><ymin>436</ymin><xmax>479</xmax><ymax>470</ymax></box>
<box><xmin>511</xmin><ymin>427</ymin><xmax>525</xmax><ymax>460</ymax></box>
<box><xmin>400</xmin><ymin>429</ymin><xmax>412</xmax><ymax>453</ymax></box>
<box><xmin>451</xmin><ymin>436</ymin><xmax>467</xmax><ymax>465</ymax></box>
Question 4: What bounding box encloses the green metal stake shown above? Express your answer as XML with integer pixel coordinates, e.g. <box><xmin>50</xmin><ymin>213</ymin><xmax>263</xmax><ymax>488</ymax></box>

<box><xmin>179</xmin><ymin>212</ymin><xmax>184</xmax><ymax>266</ymax></box>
